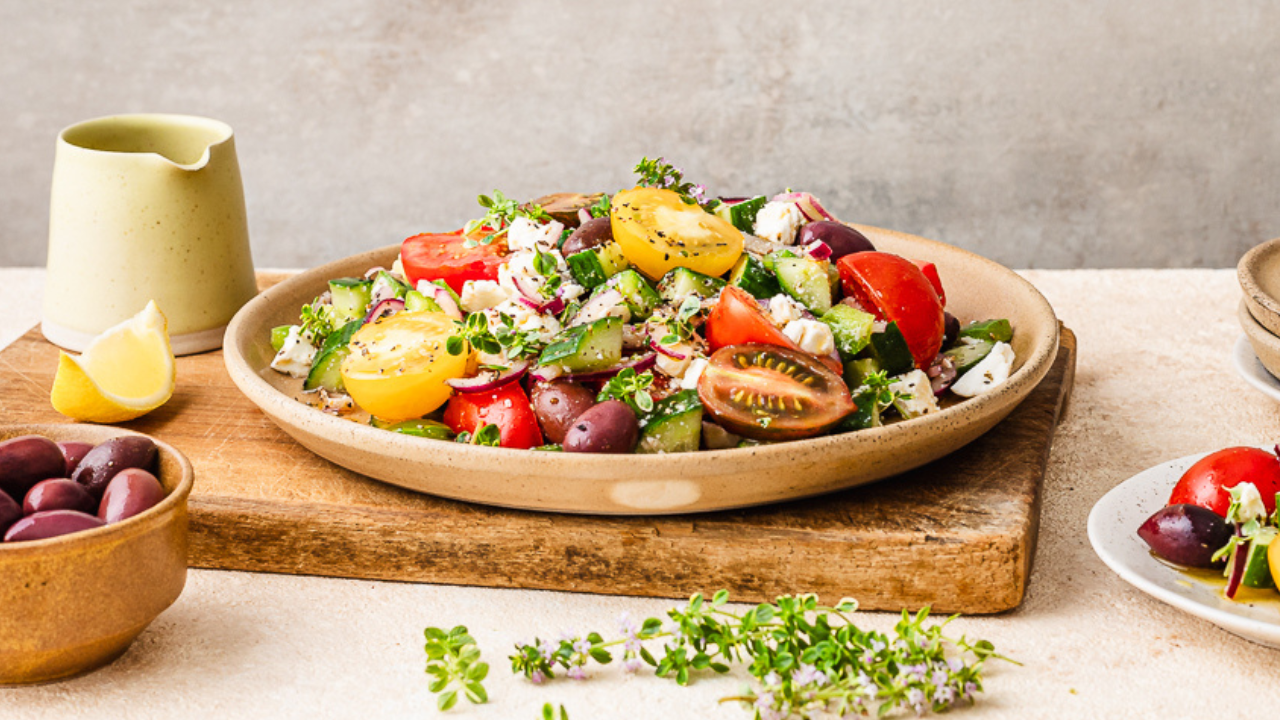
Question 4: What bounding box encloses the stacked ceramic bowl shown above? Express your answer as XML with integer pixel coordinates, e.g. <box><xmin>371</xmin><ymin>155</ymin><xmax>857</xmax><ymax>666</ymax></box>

<box><xmin>1237</xmin><ymin>238</ymin><xmax>1280</xmax><ymax>383</ymax></box>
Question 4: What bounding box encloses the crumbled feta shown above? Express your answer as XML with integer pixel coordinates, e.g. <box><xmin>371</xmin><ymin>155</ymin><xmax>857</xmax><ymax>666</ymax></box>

<box><xmin>753</xmin><ymin>201</ymin><xmax>806</xmax><ymax>245</ymax></box>
<box><xmin>655</xmin><ymin>342</ymin><xmax>694</xmax><ymax>378</ymax></box>
<box><xmin>888</xmin><ymin>369</ymin><xmax>940</xmax><ymax>419</ymax></box>
<box><xmin>768</xmin><ymin>294</ymin><xmax>807</xmax><ymax>327</ymax></box>
<box><xmin>507</xmin><ymin>217</ymin><xmax>565</xmax><ymax>253</ymax></box>
<box><xmin>270</xmin><ymin>326</ymin><xmax>317</xmax><ymax>378</ymax></box>
<box><xmin>498</xmin><ymin>248</ymin><xmax>569</xmax><ymax>299</ymax></box>
<box><xmin>1234</xmin><ymin>482</ymin><xmax>1268</xmax><ymax>523</ymax></box>
<box><xmin>950</xmin><ymin>341</ymin><xmax>1015</xmax><ymax>398</ymax></box>
<box><xmin>476</xmin><ymin>349</ymin><xmax>508</xmax><ymax>367</ymax></box>
<box><xmin>559</xmin><ymin>281</ymin><xmax>586</xmax><ymax>302</ymax></box>
<box><xmin>680</xmin><ymin>357</ymin><xmax>710</xmax><ymax>390</ymax></box>
<box><xmin>460</xmin><ymin>279</ymin><xmax>511</xmax><ymax>313</ymax></box>
<box><xmin>782</xmin><ymin>319</ymin><xmax>836</xmax><ymax>357</ymax></box>
<box><xmin>490</xmin><ymin>298</ymin><xmax>562</xmax><ymax>341</ymax></box>
<box><xmin>390</xmin><ymin>255</ymin><xmax>406</xmax><ymax>278</ymax></box>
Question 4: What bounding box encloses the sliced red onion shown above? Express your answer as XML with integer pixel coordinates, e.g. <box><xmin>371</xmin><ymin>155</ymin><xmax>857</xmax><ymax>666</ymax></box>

<box><xmin>428</xmin><ymin>285</ymin><xmax>462</xmax><ymax>320</ymax></box>
<box><xmin>513</xmin><ymin>272</ymin><xmax>544</xmax><ymax>303</ymax></box>
<box><xmin>770</xmin><ymin>191</ymin><xmax>837</xmax><ymax>222</ymax></box>
<box><xmin>804</xmin><ymin>240</ymin><xmax>833</xmax><ymax>261</ymax></box>
<box><xmin>650</xmin><ymin>340</ymin><xmax>688</xmax><ymax>361</ymax></box>
<box><xmin>516</xmin><ymin>294</ymin><xmax>566</xmax><ymax>315</ymax></box>
<box><xmin>571</xmin><ymin>289</ymin><xmax>624</xmax><ymax>326</ymax></box>
<box><xmin>577</xmin><ymin>207</ymin><xmax>593</xmax><ymax>224</ymax></box>
<box><xmin>363</xmin><ymin>297</ymin><xmax>405</xmax><ymax>324</ymax></box>
<box><xmin>362</xmin><ymin>266</ymin><xmax>387</xmax><ymax>280</ymax></box>
<box><xmin>528</xmin><ymin>365</ymin><xmax>562</xmax><ymax>382</ymax></box>
<box><xmin>516</xmin><ymin>296</ymin><xmax>542</xmax><ymax>311</ymax></box>
<box><xmin>446</xmin><ymin>360</ymin><xmax>529</xmax><ymax>393</ymax></box>
<box><xmin>929</xmin><ymin>356</ymin><xmax>958</xmax><ymax>396</ymax></box>
<box><xmin>1225</xmin><ymin>526</ymin><xmax>1249</xmax><ymax>599</ymax></box>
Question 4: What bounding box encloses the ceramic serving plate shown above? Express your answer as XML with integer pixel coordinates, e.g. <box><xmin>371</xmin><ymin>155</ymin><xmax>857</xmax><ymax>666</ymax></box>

<box><xmin>1233</xmin><ymin>335</ymin><xmax>1280</xmax><ymax>403</ymax></box>
<box><xmin>1088</xmin><ymin>449</ymin><xmax>1280</xmax><ymax>649</ymax></box>
<box><xmin>224</xmin><ymin>224</ymin><xmax>1060</xmax><ymax>515</ymax></box>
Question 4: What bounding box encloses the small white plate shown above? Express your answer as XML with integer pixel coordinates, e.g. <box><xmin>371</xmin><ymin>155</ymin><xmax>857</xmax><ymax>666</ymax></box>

<box><xmin>1234</xmin><ymin>334</ymin><xmax>1280</xmax><ymax>402</ymax></box>
<box><xmin>1087</xmin><ymin>448</ymin><xmax>1280</xmax><ymax>649</ymax></box>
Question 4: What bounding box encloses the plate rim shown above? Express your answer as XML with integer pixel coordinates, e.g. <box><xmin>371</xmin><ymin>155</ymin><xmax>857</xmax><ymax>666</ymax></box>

<box><xmin>1233</xmin><ymin>333</ymin><xmax>1280</xmax><ymax>402</ymax></box>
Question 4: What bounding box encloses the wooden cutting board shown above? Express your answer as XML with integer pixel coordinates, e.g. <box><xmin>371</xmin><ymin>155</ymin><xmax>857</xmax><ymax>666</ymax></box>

<box><xmin>0</xmin><ymin>275</ymin><xmax>1075</xmax><ymax>613</ymax></box>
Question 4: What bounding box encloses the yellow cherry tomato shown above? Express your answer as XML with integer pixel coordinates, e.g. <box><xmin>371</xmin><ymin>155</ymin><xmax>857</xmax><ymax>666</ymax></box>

<box><xmin>340</xmin><ymin>311</ymin><xmax>470</xmax><ymax>421</ymax></box>
<box><xmin>610</xmin><ymin>187</ymin><xmax>744</xmax><ymax>280</ymax></box>
<box><xmin>1270</xmin><ymin>538</ymin><xmax>1280</xmax><ymax>589</ymax></box>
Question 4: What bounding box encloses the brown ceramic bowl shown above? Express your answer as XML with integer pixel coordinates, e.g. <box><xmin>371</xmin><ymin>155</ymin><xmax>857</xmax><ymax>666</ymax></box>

<box><xmin>224</xmin><ymin>224</ymin><xmax>1059</xmax><ymax>514</ymax></box>
<box><xmin>1238</xmin><ymin>298</ymin><xmax>1280</xmax><ymax>380</ymax></box>
<box><xmin>0</xmin><ymin>424</ymin><xmax>192</xmax><ymax>685</ymax></box>
<box><xmin>1238</xmin><ymin>237</ymin><xmax>1280</xmax><ymax>336</ymax></box>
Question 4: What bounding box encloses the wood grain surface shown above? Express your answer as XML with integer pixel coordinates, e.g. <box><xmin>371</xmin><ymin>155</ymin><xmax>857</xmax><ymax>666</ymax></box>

<box><xmin>0</xmin><ymin>274</ymin><xmax>1075</xmax><ymax>613</ymax></box>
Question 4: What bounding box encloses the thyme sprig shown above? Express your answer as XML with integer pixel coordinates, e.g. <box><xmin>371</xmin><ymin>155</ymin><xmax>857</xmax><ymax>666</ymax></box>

<box><xmin>532</xmin><ymin>250</ymin><xmax>563</xmax><ymax>299</ymax></box>
<box><xmin>658</xmin><ymin>296</ymin><xmax>704</xmax><ymax>345</ymax></box>
<box><xmin>423</xmin><ymin>626</ymin><xmax>489</xmax><ymax>711</ymax></box>
<box><xmin>446</xmin><ymin>312</ymin><xmax>502</xmax><ymax>356</ymax></box>
<box><xmin>633</xmin><ymin>157</ymin><xmax>708</xmax><ymax>208</ymax></box>
<box><xmin>597</xmin><ymin>368</ymin><xmax>655</xmax><ymax>414</ymax></box>
<box><xmin>463</xmin><ymin>190</ymin><xmax>552</xmax><ymax>246</ymax></box>
<box><xmin>298</xmin><ymin>299</ymin><xmax>338</xmax><ymax>343</ymax></box>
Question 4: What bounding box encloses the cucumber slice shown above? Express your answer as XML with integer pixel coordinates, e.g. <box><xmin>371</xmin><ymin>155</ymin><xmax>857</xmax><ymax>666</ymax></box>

<box><xmin>1239</xmin><ymin>527</ymin><xmax>1278</xmax><ymax>590</ymax></box>
<box><xmin>532</xmin><ymin>444</ymin><xmax>564</xmax><ymax>452</ymax></box>
<box><xmin>304</xmin><ymin>319</ymin><xmax>362</xmax><ymax>392</ymax></box>
<box><xmin>404</xmin><ymin>290</ymin><xmax>443</xmax><ymax>313</ymax></box>
<box><xmin>657</xmin><ymin>267</ymin><xmax>726</xmax><ymax>302</ymax></box>
<box><xmin>837</xmin><ymin>387</ymin><xmax>884</xmax><ymax>432</ymax></box>
<box><xmin>773</xmin><ymin>256</ymin><xmax>833</xmax><ymax>314</ymax></box>
<box><xmin>943</xmin><ymin>339</ymin><xmax>994</xmax><ymax>374</ymax></box>
<box><xmin>372</xmin><ymin>270</ymin><xmax>411</xmax><ymax>301</ymax></box>
<box><xmin>270</xmin><ymin>325</ymin><xmax>292</xmax><ymax>352</ymax></box>
<box><xmin>538</xmin><ymin>316</ymin><xmax>623</xmax><ymax>373</ymax></box>
<box><xmin>959</xmin><ymin>319</ymin><xmax>1013</xmax><ymax>344</ymax></box>
<box><xmin>566</xmin><ymin>241</ymin><xmax>630</xmax><ymax>289</ymax></box>
<box><xmin>369</xmin><ymin>416</ymin><xmax>454</xmax><ymax>440</ymax></box>
<box><xmin>608</xmin><ymin>270</ymin><xmax>662</xmax><ymax>320</ymax></box>
<box><xmin>728</xmin><ymin>253</ymin><xmax>781</xmax><ymax>299</ymax></box>
<box><xmin>328</xmin><ymin>277</ymin><xmax>373</xmax><ymax>323</ymax></box>
<box><xmin>712</xmin><ymin>196</ymin><xmax>768</xmax><ymax>233</ymax></box>
<box><xmin>861</xmin><ymin>322</ymin><xmax>914</xmax><ymax>376</ymax></box>
<box><xmin>843</xmin><ymin>357</ymin><xmax>881</xmax><ymax>390</ymax></box>
<box><xmin>637</xmin><ymin>390</ymin><xmax>703</xmax><ymax>454</ymax></box>
<box><xmin>762</xmin><ymin>249</ymin><xmax>798</xmax><ymax>272</ymax></box>
<box><xmin>820</xmin><ymin>304</ymin><xmax>875</xmax><ymax>358</ymax></box>
<box><xmin>826</xmin><ymin>262</ymin><xmax>841</xmax><ymax>299</ymax></box>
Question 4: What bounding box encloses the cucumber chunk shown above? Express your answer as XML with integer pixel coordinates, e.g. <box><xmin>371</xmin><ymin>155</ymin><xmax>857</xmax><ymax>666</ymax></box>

<box><xmin>959</xmin><ymin>319</ymin><xmax>1013</xmax><ymax>344</ymax></box>
<box><xmin>372</xmin><ymin>270</ymin><xmax>412</xmax><ymax>301</ymax></box>
<box><xmin>820</xmin><ymin>304</ymin><xmax>876</xmax><ymax>358</ymax></box>
<box><xmin>608</xmin><ymin>270</ymin><xmax>662</xmax><ymax>320</ymax></box>
<box><xmin>369</xmin><ymin>416</ymin><xmax>454</xmax><ymax>440</ymax></box>
<box><xmin>943</xmin><ymin>339</ymin><xmax>994</xmax><ymax>374</ymax></box>
<box><xmin>843</xmin><ymin>357</ymin><xmax>881</xmax><ymax>390</ymax></box>
<box><xmin>728</xmin><ymin>253</ymin><xmax>781</xmax><ymax>299</ymax></box>
<box><xmin>270</xmin><ymin>325</ymin><xmax>292</xmax><ymax>352</ymax></box>
<box><xmin>657</xmin><ymin>267</ymin><xmax>726</xmax><ymax>302</ymax></box>
<box><xmin>837</xmin><ymin>387</ymin><xmax>884</xmax><ymax>432</ymax></box>
<box><xmin>538</xmin><ymin>316</ymin><xmax>623</xmax><ymax>373</ymax></box>
<box><xmin>773</xmin><ymin>256</ymin><xmax>832</xmax><ymax>314</ymax></box>
<box><xmin>712</xmin><ymin>196</ymin><xmax>768</xmax><ymax>233</ymax></box>
<box><xmin>404</xmin><ymin>290</ymin><xmax>444</xmax><ymax>313</ymax></box>
<box><xmin>328</xmin><ymin>277</ymin><xmax>373</xmax><ymax>323</ymax></box>
<box><xmin>637</xmin><ymin>390</ymin><xmax>703</xmax><ymax>454</ymax></box>
<box><xmin>860</xmin><ymin>322</ymin><xmax>914</xmax><ymax>376</ymax></box>
<box><xmin>1238</xmin><ymin>527</ymin><xmax>1278</xmax><ymax>590</ymax></box>
<box><xmin>304</xmin><ymin>319</ymin><xmax>362</xmax><ymax>392</ymax></box>
<box><xmin>566</xmin><ymin>241</ymin><xmax>630</xmax><ymax>289</ymax></box>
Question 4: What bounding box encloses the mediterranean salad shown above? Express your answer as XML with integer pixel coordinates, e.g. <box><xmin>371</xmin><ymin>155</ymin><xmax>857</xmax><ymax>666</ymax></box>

<box><xmin>268</xmin><ymin>158</ymin><xmax>1016</xmax><ymax>453</ymax></box>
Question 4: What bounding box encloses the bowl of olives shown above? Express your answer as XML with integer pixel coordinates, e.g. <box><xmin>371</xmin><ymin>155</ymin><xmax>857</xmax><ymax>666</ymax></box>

<box><xmin>0</xmin><ymin>424</ymin><xmax>193</xmax><ymax>685</ymax></box>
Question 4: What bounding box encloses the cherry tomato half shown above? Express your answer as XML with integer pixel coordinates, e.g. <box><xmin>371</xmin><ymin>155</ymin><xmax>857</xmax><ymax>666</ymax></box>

<box><xmin>697</xmin><ymin>344</ymin><xmax>855</xmax><ymax>441</ymax></box>
<box><xmin>610</xmin><ymin>187</ymin><xmax>743</xmax><ymax>279</ymax></box>
<box><xmin>401</xmin><ymin>228</ymin><xmax>508</xmax><ymax>295</ymax></box>
<box><xmin>910</xmin><ymin>259</ymin><xmax>946</xmax><ymax>308</ymax></box>
<box><xmin>443</xmin><ymin>381</ymin><xmax>544</xmax><ymax>450</ymax></box>
<box><xmin>837</xmin><ymin>252</ymin><xmax>944</xmax><ymax>370</ymax></box>
<box><xmin>1169</xmin><ymin>446</ymin><xmax>1280</xmax><ymax>517</ymax></box>
<box><xmin>705</xmin><ymin>288</ymin><xmax>843</xmax><ymax>374</ymax></box>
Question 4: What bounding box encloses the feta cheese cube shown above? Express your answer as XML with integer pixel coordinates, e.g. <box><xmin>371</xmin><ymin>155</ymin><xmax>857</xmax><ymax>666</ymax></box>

<box><xmin>507</xmin><ymin>216</ymin><xmax>565</xmax><ymax>253</ymax></box>
<box><xmin>680</xmin><ymin>357</ymin><xmax>709</xmax><ymax>390</ymax></box>
<box><xmin>782</xmin><ymin>319</ymin><xmax>836</xmax><ymax>357</ymax></box>
<box><xmin>460</xmin><ymin>279</ymin><xmax>511</xmax><ymax>313</ymax></box>
<box><xmin>753</xmin><ymin>201</ymin><xmax>806</xmax><ymax>245</ymax></box>
<box><xmin>655</xmin><ymin>342</ymin><xmax>693</xmax><ymax>378</ymax></box>
<box><xmin>768</xmin><ymin>294</ymin><xmax>806</xmax><ymax>327</ymax></box>
<box><xmin>888</xmin><ymin>369</ymin><xmax>940</xmax><ymax>419</ymax></box>
<box><xmin>270</xmin><ymin>326</ymin><xmax>317</xmax><ymax>378</ymax></box>
<box><xmin>950</xmin><ymin>341</ymin><xmax>1015</xmax><ymax>398</ymax></box>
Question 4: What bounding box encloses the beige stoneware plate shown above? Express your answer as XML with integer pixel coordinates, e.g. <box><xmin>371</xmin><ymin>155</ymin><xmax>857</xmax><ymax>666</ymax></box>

<box><xmin>1238</xmin><ymin>298</ymin><xmax>1280</xmax><ymax>380</ymax></box>
<box><xmin>1238</xmin><ymin>237</ymin><xmax>1280</xmax><ymax>337</ymax></box>
<box><xmin>224</xmin><ymin>225</ymin><xmax>1060</xmax><ymax>515</ymax></box>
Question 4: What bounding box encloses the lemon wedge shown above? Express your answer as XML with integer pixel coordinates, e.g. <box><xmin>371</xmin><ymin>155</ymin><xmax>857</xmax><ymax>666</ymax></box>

<box><xmin>50</xmin><ymin>301</ymin><xmax>176</xmax><ymax>423</ymax></box>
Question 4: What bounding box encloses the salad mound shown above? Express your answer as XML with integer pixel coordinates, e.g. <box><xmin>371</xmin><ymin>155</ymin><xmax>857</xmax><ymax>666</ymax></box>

<box><xmin>268</xmin><ymin>158</ymin><xmax>1016</xmax><ymax>453</ymax></box>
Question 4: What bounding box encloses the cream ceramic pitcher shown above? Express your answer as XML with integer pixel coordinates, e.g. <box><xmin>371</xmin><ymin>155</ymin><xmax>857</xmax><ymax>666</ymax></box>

<box><xmin>43</xmin><ymin>114</ymin><xmax>258</xmax><ymax>355</ymax></box>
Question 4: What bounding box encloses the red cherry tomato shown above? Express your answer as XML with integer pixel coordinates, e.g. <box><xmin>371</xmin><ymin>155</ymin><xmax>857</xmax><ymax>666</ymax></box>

<box><xmin>837</xmin><ymin>252</ymin><xmax>944</xmax><ymax>369</ymax></box>
<box><xmin>1169</xmin><ymin>446</ymin><xmax>1280</xmax><ymax>517</ymax></box>
<box><xmin>443</xmin><ymin>381</ymin><xmax>544</xmax><ymax>449</ymax></box>
<box><xmin>401</xmin><ymin>228</ymin><xmax>508</xmax><ymax>295</ymax></box>
<box><xmin>704</xmin><ymin>287</ymin><xmax>843</xmax><ymax>374</ymax></box>
<box><xmin>910</xmin><ymin>260</ymin><xmax>946</xmax><ymax>308</ymax></box>
<box><xmin>697</xmin><ymin>344</ymin><xmax>855</xmax><ymax>441</ymax></box>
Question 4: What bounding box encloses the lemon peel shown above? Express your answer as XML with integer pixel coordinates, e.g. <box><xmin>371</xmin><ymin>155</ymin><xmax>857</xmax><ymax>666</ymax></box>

<box><xmin>50</xmin><ymin>301</ymin><xmax>176</xmax><ymax>423</ymax></box>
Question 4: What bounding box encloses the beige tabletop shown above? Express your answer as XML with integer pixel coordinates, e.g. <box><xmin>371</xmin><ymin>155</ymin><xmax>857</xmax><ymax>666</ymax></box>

<box><xmin>2</xmin><ymin>266</ymin><xmax>1278</xmax><ymax>719</ymax></box>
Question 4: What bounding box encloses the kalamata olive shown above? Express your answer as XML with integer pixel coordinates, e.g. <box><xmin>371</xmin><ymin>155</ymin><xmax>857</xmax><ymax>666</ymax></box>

<box><xmin>1137</xmin><ymin>503</ymin><xmax>1233</xmax><ymax>568</ymax></box>
<box><xmin>943</xmin><ymin>313</ymin><xmax>960</xmax><ymax>347</ymax></box>
<box><xmin>531</xmin><ymin>380</ymin><xmax>599</xmax><ymax>444</ymax></box>
<box><xmin>0</xmin><ymin>490</ymin><xmax>21</xmax><ymax>535</ymax></box>
<box><xmin>24</xmin><ymin>478</ymin><xmax>97</xmax><ymax>515</ymax></box>
<box><xmin>0</xmin><ymin>435</ymin><xmax>67</xmax><ymax>500</ymax></box>
<box><xmin>4</xmin><ymin>509</ymin><xmax>105</xmax><ymax>542</ymax></box>
<box><xmin>73</xmin><ymin>436</ymin><xmax>157</xmax><ymax>496</ymax></box>
<box><xmin>58</xmin><ymin>441</ymin><xmax>95</xmax><ymax>477</ymax></box>
<box><xmin>563</xmin><ymin>400</ymin><xmax>640</xmax><ymax>454</ymax></box>
<box><xmin>98</xmin><ymin>468</ymin><xmax>165</xmax><ymax>524</ymax></box>
<box><xmin>561</xmin><ymin>217</ymin><xmax>613</xmax><ymax>257</ymax></box>
<box><xmin>797</xmin><ymin>221</ymin><xmax>875</xmax><ymax>260</ymax></box>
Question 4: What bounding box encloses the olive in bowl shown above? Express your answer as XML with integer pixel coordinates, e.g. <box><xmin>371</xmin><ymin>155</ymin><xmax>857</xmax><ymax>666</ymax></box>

<box><xmin>0</xmin><ymin>424</ymin><xmax>193</xmax><ymax>685</ymax></box>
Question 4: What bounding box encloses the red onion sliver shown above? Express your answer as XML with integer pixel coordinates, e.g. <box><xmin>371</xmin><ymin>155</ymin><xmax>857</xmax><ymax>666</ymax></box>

<box><xmin>363</xmin><ymin>297</ymin><xmax>405</xmax><ymax>324</ymax></box>
<box><xmin>1225</xmin><ymin>526</ymin><xmax>1248</xmax><ymax>599</ymax></box>
<box><xmin>430</xmin><ymin>286</ymin><xmax>463</xmax><ymax>320</ymax></box>
<box><xmin>770</xmin><ymin>191</ymin><xmax>837</xmax><ymax>222</ymax></box>
<box><xmin>804</xmin><ymin>240</ymin><xmax>833</xmax><ymax>261</ymax></box>
<box><xmin>650</xmin><ymin>340</ymin><xmax>688</xmax><ymax>361</ymax></box>
<box><xmin>446</xmin><ymin>360</ymin><xmax>530</xmax><ymax>393</ymax></box>
<box><xmin>577</xmin><ymin>208</ymin><xmax>593</xmax><ymax>224</ymax></box>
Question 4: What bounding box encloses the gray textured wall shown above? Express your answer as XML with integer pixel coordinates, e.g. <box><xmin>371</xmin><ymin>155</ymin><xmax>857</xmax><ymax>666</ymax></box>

<box><xmin>3</xmin><ymin>1</ymin><xmax>1279</xmax><ymax>269</ymax></box>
